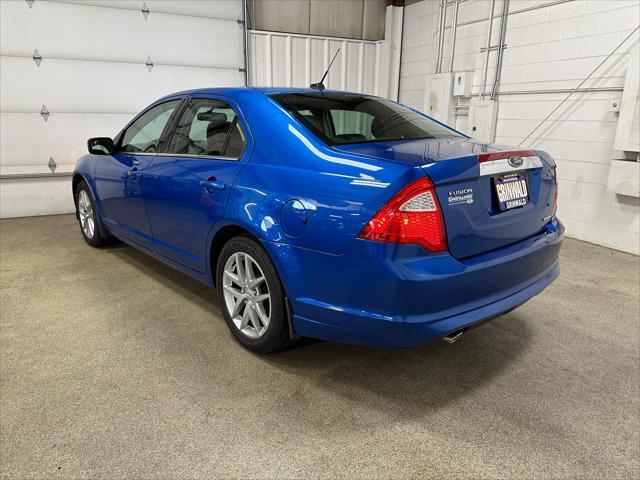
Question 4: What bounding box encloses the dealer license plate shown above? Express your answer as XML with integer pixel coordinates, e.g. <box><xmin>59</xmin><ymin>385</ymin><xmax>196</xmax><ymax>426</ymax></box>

<box><xmin>494</xmin><ymin>173</ymin><xmax>529</xmax><ymax>211</ymax></box>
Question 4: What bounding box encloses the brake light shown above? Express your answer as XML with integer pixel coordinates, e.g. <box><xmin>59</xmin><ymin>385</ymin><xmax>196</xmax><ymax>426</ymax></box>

<box><xmin>358</xmin><ymin>177</ymin><xmax>447</xmax><ymax>252</ymax></box>
<box><xmin>477</xmin><ymin>150</ymin><xmax>536</xmax><ymax>162</ymax></box>
<box><xmin>552</xmin><ymin>166</ymin><xmax>558</xmax><ymax>216</ymax></box>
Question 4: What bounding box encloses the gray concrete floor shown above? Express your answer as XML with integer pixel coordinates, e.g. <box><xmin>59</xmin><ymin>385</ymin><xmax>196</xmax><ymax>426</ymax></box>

<box><xmin>0</xmin><ymin>214</ymin><xmax>638</xmax><ymax>479</ymax></box>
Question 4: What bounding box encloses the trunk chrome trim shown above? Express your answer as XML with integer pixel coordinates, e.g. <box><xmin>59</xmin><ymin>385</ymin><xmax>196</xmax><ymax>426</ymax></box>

<box><xmin>479</xmin><ymin>156</ymin><xmax>543</xmax><ymax>176</ymax></box>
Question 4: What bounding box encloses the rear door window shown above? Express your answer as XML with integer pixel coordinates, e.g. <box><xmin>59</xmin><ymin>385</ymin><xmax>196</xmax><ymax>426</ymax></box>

<box><xmin>166</xmin><ymin>99</ymin><xmax>246</xmax><ymax>158</ymax></box>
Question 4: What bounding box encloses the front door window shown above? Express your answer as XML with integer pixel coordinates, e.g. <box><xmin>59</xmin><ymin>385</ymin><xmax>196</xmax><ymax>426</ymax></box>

<box><xmin>120</xmin><ymin>101</ymin><xmax>180</xmax><ymax>154</ymax></box>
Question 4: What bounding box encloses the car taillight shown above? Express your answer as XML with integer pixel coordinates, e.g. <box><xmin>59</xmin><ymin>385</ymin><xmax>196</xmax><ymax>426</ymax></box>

<box><xmin>358</xmin><ymin>177</ymin><xmax>447</xmax><ymax>252</ymax></box>
<box><xmin>552</xmin><ymin>166</ymin><xmax>558</xmax><ymax>216</ymax></box>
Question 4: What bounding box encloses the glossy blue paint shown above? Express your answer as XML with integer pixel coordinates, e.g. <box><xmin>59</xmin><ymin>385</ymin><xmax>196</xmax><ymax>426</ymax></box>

<box><xmin>263</xmin><ymin>219</ymin><xmax>562</xmax><ymax>348</ymax></box>
<box><xmin>73</xmin><ymin>87</ymin><xmax>563</xmax><ymax>348</ymax></box>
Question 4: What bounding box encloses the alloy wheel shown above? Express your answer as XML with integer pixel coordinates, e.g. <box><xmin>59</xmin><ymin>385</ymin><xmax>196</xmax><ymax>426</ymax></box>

<box><xmin>78</xmin><ymin>190</ymin><xmax>95</xmax><ymax>239</ymax></box>
<box><xmin>222</xmin><ymin>252</ymin><xmax>271</xmax><ymax>338</ymax></box>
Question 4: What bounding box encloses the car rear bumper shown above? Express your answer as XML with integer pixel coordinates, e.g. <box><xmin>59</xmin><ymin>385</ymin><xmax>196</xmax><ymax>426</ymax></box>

<box><xmin>265</xmin><ymin>218</ymin><xmax>563</xmax><ymax>348</ymax></box>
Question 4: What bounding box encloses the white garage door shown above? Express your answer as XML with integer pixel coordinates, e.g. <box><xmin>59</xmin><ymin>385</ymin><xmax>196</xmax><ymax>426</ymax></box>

<box><xmin>0</xmin><ymin>0</ymin><xmax>245</xmax><ymax>217</ymax></box>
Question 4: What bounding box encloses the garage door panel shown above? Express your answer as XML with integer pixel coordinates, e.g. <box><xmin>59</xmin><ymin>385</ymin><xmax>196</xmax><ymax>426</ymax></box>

<box><xmin>1</xmin><ymin>1</ymin><xmax>242</xmax><ymax>68</ymax></box>
<box><xmin>0</xmin><ymin>113</ymin><xmax>133</xmax><ymax>169</ymax></box>
<box><xmin>0</xmin><ymin>177</ymin><xmax>75</xmax><ymax>218</ymax></box>
<box><xmin>0</xmin><ymin>57</ymin><xmax>243</xmax><ymax>113</ymax></box>
<box><xmin>56</xmin><ymin>0</ymin><xmax>242</xmax><ymax>20</ymax></box>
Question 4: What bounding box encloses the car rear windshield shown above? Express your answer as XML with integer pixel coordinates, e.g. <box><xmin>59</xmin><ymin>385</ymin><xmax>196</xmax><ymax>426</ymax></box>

<box><xmin>270</xmin><ymin>92</ymin><xmax>463</xmax><ymax>145</ymax></box>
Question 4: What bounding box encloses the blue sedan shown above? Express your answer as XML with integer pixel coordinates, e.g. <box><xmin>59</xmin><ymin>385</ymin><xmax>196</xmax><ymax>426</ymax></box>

<box><xmin>73</xmin><ymin>87</ymin><xmax>563</xmax><ymax>353</ymax></box>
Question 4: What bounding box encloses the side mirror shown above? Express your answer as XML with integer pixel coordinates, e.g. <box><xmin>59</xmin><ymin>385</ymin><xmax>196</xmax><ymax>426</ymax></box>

<box><xmin>87</xmin><ymin>137</ymin><xmax>114</xmax><ymax>155</ymax></box>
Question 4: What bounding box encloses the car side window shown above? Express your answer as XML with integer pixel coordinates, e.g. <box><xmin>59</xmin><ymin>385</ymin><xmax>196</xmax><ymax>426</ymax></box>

<box><xmin>166</xmin><ymin>99</ymin><xmax>246</xmax><ymax>158</ymax></box>
<box><xmin>120</xmin><ymin>100</ymin><xmax>180</xmax><ymax>154</ymax></box>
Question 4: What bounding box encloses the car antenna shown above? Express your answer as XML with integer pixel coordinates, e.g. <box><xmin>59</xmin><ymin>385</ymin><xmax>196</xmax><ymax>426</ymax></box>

<box><xmin>310</xmin><ymin>48</ymin><xmax>340</xmax><ymax>91</ymax></box>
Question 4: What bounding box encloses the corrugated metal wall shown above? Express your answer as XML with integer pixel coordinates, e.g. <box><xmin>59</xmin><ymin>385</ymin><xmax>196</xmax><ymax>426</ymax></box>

<box><xmin>249</xmin><ymin>30</ymin><xmax>390</xmax><ymax>96</ymax></box>
<box><xmin>248</xmin><ymin>0</ymin><xmax>386</xmax><ymax>41</ymax></box>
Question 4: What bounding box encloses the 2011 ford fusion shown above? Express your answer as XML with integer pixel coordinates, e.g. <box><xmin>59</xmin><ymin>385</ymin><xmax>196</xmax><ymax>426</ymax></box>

<box><xmin>73</xmin><ymin>87</ymin><xmax>563</xmax><ymax>353</ymax></box>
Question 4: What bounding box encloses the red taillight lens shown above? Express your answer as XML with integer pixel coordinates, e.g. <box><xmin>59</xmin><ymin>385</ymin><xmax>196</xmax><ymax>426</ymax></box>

<box><xmin>358</xmin><ymin>177</ymin><xmax>447</xmax><ymax>252</ymax></box>
<box><xmin>477</xmin><ymin>150</ymin><xmax>536</xmax><ymax>162</ymax></box>
<box><xmin>552</xmin><ymin>166</ymin><xmax>558</xmax><ymax>216</ymax></box>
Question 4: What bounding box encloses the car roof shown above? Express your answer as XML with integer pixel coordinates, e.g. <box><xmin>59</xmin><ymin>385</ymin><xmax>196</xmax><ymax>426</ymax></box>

<box><xmin>159</xmin><ymin>86</ymin><xmax>372</xmax><ymax>101</ymax></box>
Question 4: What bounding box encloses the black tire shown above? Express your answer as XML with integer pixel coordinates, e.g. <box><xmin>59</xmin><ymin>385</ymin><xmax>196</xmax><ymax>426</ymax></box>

<box><xmin>74</xmin><ymin>180</ymin><xmax>112</xmax><ymax>247</ymax></box>
<box><xmin>216</xmin><ymin>236</ymin><xmax>292</xmax><ymax>354</ymax></box>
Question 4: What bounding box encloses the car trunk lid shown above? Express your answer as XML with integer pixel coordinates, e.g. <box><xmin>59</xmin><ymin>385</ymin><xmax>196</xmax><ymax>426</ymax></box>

<box><xmin>334</xmin><ymin>139</ymin><xmax>557</xmax><ymax>259</ymax></box>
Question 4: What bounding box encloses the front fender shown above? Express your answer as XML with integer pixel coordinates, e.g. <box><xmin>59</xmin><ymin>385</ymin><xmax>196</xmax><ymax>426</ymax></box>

<box><xmin>72</xmin><ymin>154</ymin><xmax>108</xmax><ymax>234</ymax></box>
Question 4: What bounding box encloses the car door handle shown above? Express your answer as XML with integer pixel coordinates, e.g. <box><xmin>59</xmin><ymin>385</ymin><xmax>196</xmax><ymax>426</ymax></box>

<box><xmin>200</xmin><ymin>179</ymin><xmax>226</xmax><ymax>193</ymax></box>
<box><xmin>127</xmin><ymin>170</ymin><xmax>143</xmax><ymax>180</ymax></box>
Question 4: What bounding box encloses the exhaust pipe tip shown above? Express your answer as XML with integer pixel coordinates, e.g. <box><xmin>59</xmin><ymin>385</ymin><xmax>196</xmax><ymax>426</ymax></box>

<box><xmin>442</xmin><ymin>330</ymin><xmax>465</xmax><ymax>344</ymax></box>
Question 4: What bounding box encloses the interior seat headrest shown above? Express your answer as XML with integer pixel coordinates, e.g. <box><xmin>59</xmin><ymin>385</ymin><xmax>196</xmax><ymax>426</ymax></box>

<box><xmin>197</xmin><ymin>111</ymin><xmax>228</xmax><ymax>125</ymax></box>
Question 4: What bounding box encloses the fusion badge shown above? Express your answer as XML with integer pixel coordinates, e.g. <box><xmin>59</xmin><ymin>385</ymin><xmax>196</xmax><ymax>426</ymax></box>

<box><xmin>448</xmin><ymin>187</ymin><xmax>474</xmax><ymax>205</ymax></box>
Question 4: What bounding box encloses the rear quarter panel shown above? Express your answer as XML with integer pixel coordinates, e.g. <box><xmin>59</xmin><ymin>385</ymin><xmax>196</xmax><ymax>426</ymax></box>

<box><xmin>227</xmin><ymin>90</ymin><xmax>423</xmax><ymax>255</ymax></box>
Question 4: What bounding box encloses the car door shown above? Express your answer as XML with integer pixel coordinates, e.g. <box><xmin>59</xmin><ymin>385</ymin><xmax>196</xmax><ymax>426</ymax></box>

<box><xmin>142</xmin><ymin>96</ymin><xmax>251</xmax><ymax>273</ymax></box>
<box><xmin>94</xmin><ymin>99</ymin><xmax>182</xmax><ymax>249</ymax></box>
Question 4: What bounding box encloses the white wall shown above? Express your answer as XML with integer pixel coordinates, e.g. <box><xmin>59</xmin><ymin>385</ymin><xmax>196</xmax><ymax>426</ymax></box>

<box><xmin>0</xmin><ymin>0</ymin><xmax>245</xmax><ymax>218</ymax></box>
<box><xmin>249</xmin><ymin>30</ymin><xmax>389</xmax><ymax>96</ymax></box>
<box><xmin>400</xmin><ymin>0</ymin><xmax>640</xmax><ymax>254</ymax></box>
<box><xmin>248</xmin><ymin>4</ymin><xmax>404</xmax><ymax>100</ymax></box>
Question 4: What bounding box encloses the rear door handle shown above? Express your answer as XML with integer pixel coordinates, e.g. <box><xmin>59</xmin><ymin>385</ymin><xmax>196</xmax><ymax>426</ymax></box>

<box><xmin>200</xmin><ymin>179</ymin><xmax>226</xmax><ymax>193</ymax></box>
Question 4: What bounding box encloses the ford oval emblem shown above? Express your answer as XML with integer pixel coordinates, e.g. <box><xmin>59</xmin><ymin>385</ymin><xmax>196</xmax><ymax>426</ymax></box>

<box><xmin>508</xmin><ymin>156</ymin><xmax>524</xmax><ymax>168</ymax></box>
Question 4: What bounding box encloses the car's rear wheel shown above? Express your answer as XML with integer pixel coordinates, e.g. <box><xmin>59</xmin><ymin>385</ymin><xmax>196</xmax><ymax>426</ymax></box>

<box><xmin>74</xmin><ymin>180</ymin><xmax>112</xmax><ymax>247</ymax></box>
<box><xmin>216</xmin><ymin>236</ymin><xmax>292</xmax><ymax>353</ymax></box>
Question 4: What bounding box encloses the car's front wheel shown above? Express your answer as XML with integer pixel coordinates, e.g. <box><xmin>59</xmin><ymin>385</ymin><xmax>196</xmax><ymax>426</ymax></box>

<box><xmin>216</xmin><ymin>236</ymin><xmax>292</xmax><ymax>353</ymax></box>
<box><xmin>74</xmin><ymin>180</ymin><xmax>112</xmax><ymax>247</ymax></box>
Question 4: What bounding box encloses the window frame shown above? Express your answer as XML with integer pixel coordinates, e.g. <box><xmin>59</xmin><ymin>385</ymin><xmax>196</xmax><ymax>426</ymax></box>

<box><xmin>114</xmin><ymin>98</ymin><xmax>184</xmax><ymax>156</ymax></box>
<box><xmin>159</xmin><ymin>96</ymin><xmax>249</xmax><ymax>161</ymax></box>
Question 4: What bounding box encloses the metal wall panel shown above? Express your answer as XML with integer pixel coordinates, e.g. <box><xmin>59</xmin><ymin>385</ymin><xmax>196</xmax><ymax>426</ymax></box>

<box><xmin>270</xmin><ymin>35</ymin><xmax>290</xmax><ymax>87</ymax></box>
<box><xmin>291</xmin><ymin>37</ymin><xmax>310</xmax><ymax>87</ymax></box>
<box><xmin>310</xmin><ymin>0</ymin><xmax>364</xmax><ymax>40</ymax></box>
<box><xmin>363</xmin><ymin>43</ymin><xmax>379</xmax><ymax>95</ymax></box>
<box><xmin>325</xmin><ymin>39</ymin><xmax>344</xmax><ymax>90</ymax></box>
<box><xmin>249</xmin><ymin>30</ymin><xmax>386</xmax><ymax>97</ymax></box>
<box><xmin>250</xmin><ymin>0</ymin><xmax>310</xmax><ymax>35</ymax></box>
<box><xmin>249</xmin><ymin>0</ymin><xmax>386</xmax><ymax>41</ymax></box>
<box><xmin>309</xmin><ymin>37</ymin><xmax>328</xmax><ymax>86</ymax></box>
<box><xmin>362</xmin><ymin>0</ymin><xmax>386</xmax><ymax>41</ymax></box>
